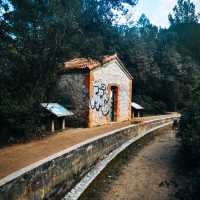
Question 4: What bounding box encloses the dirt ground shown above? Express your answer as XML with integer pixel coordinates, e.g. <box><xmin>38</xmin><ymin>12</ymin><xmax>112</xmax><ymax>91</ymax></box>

<box><xmin>80</xmin><ymin>127</ymin><xmax>181</xmax><ymax>200</ymax></box>
<box><xmin>0</xmin><ymin>121</ymin><xmax>131</xmax><ymax>179</ymax></box>
<box><xmin>0</xmin><ymin>114</ymin><xmax>177</xmax><ymax>180</ymax></box>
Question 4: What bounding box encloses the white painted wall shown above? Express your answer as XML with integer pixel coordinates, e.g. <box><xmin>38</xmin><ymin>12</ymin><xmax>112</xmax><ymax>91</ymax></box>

<box><xmin>90</xmin><ymin>59</ymin><xmax>132</xmax><ymax>126</ymax></box>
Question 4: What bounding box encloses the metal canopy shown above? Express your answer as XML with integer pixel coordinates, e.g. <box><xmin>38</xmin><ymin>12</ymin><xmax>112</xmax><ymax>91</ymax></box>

<box><xmin>131</xmin><ymin>102</ymin><xmax>144</xmax><ymax>110</ymax></box>
<box><xmin>41</xmin><ymin>103</ymin><xmax>74</xmax><ymax>117</ymax></box>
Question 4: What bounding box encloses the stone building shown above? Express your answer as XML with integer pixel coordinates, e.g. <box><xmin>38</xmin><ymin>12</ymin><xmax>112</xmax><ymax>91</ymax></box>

<box><xmin>58</xmin><ymin>54</ymin><xmax>133</xmax><ymax>127</ymax></box>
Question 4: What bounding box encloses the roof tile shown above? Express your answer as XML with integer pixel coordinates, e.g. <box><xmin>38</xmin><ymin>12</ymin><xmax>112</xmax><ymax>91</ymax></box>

<box><xmin>63</xmin><ymin>54</ymin><xmax>118</xmax><ymax>70</ymax></box>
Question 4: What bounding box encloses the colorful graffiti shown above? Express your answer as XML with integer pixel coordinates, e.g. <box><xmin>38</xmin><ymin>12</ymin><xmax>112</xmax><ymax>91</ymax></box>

<box><xmin>90</xmin><ymin>80</ymin><xmax>110</xmax><ymax>116</ymax></box>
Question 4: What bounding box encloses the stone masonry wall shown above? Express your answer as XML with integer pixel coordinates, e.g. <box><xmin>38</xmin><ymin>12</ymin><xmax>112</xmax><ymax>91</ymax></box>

<box><xmin>0</xmin><ymin>115</ymin><xmax>180</xmax><ymax>200</ymax></box>
<box><xmin>58</xmin><ymin>72</ymin><xmax>90</xmax><ymax>127</ymax></box>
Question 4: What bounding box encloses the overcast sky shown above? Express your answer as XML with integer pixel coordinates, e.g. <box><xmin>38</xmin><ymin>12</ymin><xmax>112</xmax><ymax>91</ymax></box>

<box><xmin>117</xmin><ymin>0</ymin><xmax>200</xmax><ymax>27</ymax></box>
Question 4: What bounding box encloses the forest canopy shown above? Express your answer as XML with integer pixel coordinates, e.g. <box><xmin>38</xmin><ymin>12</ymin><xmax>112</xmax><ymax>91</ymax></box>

<box><xmin>0</xmin><ymin>0</ymin><xmax>200</xmax><ymax>142</ymax></box>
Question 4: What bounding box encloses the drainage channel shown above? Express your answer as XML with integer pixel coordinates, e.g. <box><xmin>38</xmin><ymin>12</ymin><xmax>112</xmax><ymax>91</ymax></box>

<box><xmin>62</xmin><ymin>122</ymin><xmax>173</xmax><ymax>200</ymax></box>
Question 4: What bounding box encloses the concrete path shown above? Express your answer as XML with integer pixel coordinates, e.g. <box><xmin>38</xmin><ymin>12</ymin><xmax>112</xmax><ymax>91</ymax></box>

<box><xmin>80</xmin><ymin>127</ymin><xmax>180</xmax><ymax>200</ymax></box>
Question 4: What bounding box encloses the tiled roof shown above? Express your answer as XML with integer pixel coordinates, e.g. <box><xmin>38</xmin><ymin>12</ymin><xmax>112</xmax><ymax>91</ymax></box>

<box><xmin>63</xmin><ymin>54</ymin><xmax>118</xmax><ymax>70</ymax></box>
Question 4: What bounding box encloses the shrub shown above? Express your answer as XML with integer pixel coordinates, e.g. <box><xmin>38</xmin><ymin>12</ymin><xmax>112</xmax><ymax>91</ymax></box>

<box><xmin>178</xmin><ymin>103</ymin><xmax>200</xmax><ymax>166</ymax></box>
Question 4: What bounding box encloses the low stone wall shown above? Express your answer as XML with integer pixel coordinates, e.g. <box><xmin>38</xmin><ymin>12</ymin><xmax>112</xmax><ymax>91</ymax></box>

<box><xmin>0</xmin><ymin>114</ymin><xmax>180</xmax><ymax>200</ymax></box>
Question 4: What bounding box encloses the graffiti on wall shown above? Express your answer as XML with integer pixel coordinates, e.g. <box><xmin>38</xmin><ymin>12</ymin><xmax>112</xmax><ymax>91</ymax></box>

<box><xmin>90</xmin><ymin>80</ymin><xmax>110</xmax><ymax>116</ymax></box>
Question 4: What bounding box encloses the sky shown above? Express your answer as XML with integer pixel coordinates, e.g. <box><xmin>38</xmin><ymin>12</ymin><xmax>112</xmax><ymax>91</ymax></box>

<box><xmin>117</xmin><ymin>0</ymin><xmax>200</xmax><ymax>27</ymax></box>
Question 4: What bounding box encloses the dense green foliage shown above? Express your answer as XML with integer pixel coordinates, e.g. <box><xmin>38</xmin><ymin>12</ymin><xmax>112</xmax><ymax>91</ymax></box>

<box><xmin>0</xmin><ymin>0</ymin><xmax>200</xmax><ymax>144</ymax></box>
<box><xmin>170</xmin><ymin>3</ymin><xmax>200</xmax><ymax>198</ymax></box>
<box><xmin>176</xmin><ymin>86</ymin><xmax>200</xmax><ymax>200</ymax></box>
<box><xmin>0</xmin><ymin>0</ymin><xmax>138</xmax><ymax>142</ymax></box>
<box><xmin>169</xmin><ymin>0</ymin><xmax>199</xmax><ymax>25</ymax></box>
<box><xmin>179</xmin><ymin>86</ymin><xmax>200</xmax><ymax>164</ymax></box>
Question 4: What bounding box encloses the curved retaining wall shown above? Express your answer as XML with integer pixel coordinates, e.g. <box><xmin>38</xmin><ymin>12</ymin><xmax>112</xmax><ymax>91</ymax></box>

<box><xmin>0</xmin><ymin>115</ymin><xmax>180</xmax><ymax>200</ymax></box>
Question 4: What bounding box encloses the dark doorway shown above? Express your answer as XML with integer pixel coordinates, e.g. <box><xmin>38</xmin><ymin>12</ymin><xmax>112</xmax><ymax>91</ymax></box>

<box><xmin>110</xmin><ymin>86</ymin><xmax>118</xmax><ymax>122</ymax></box>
